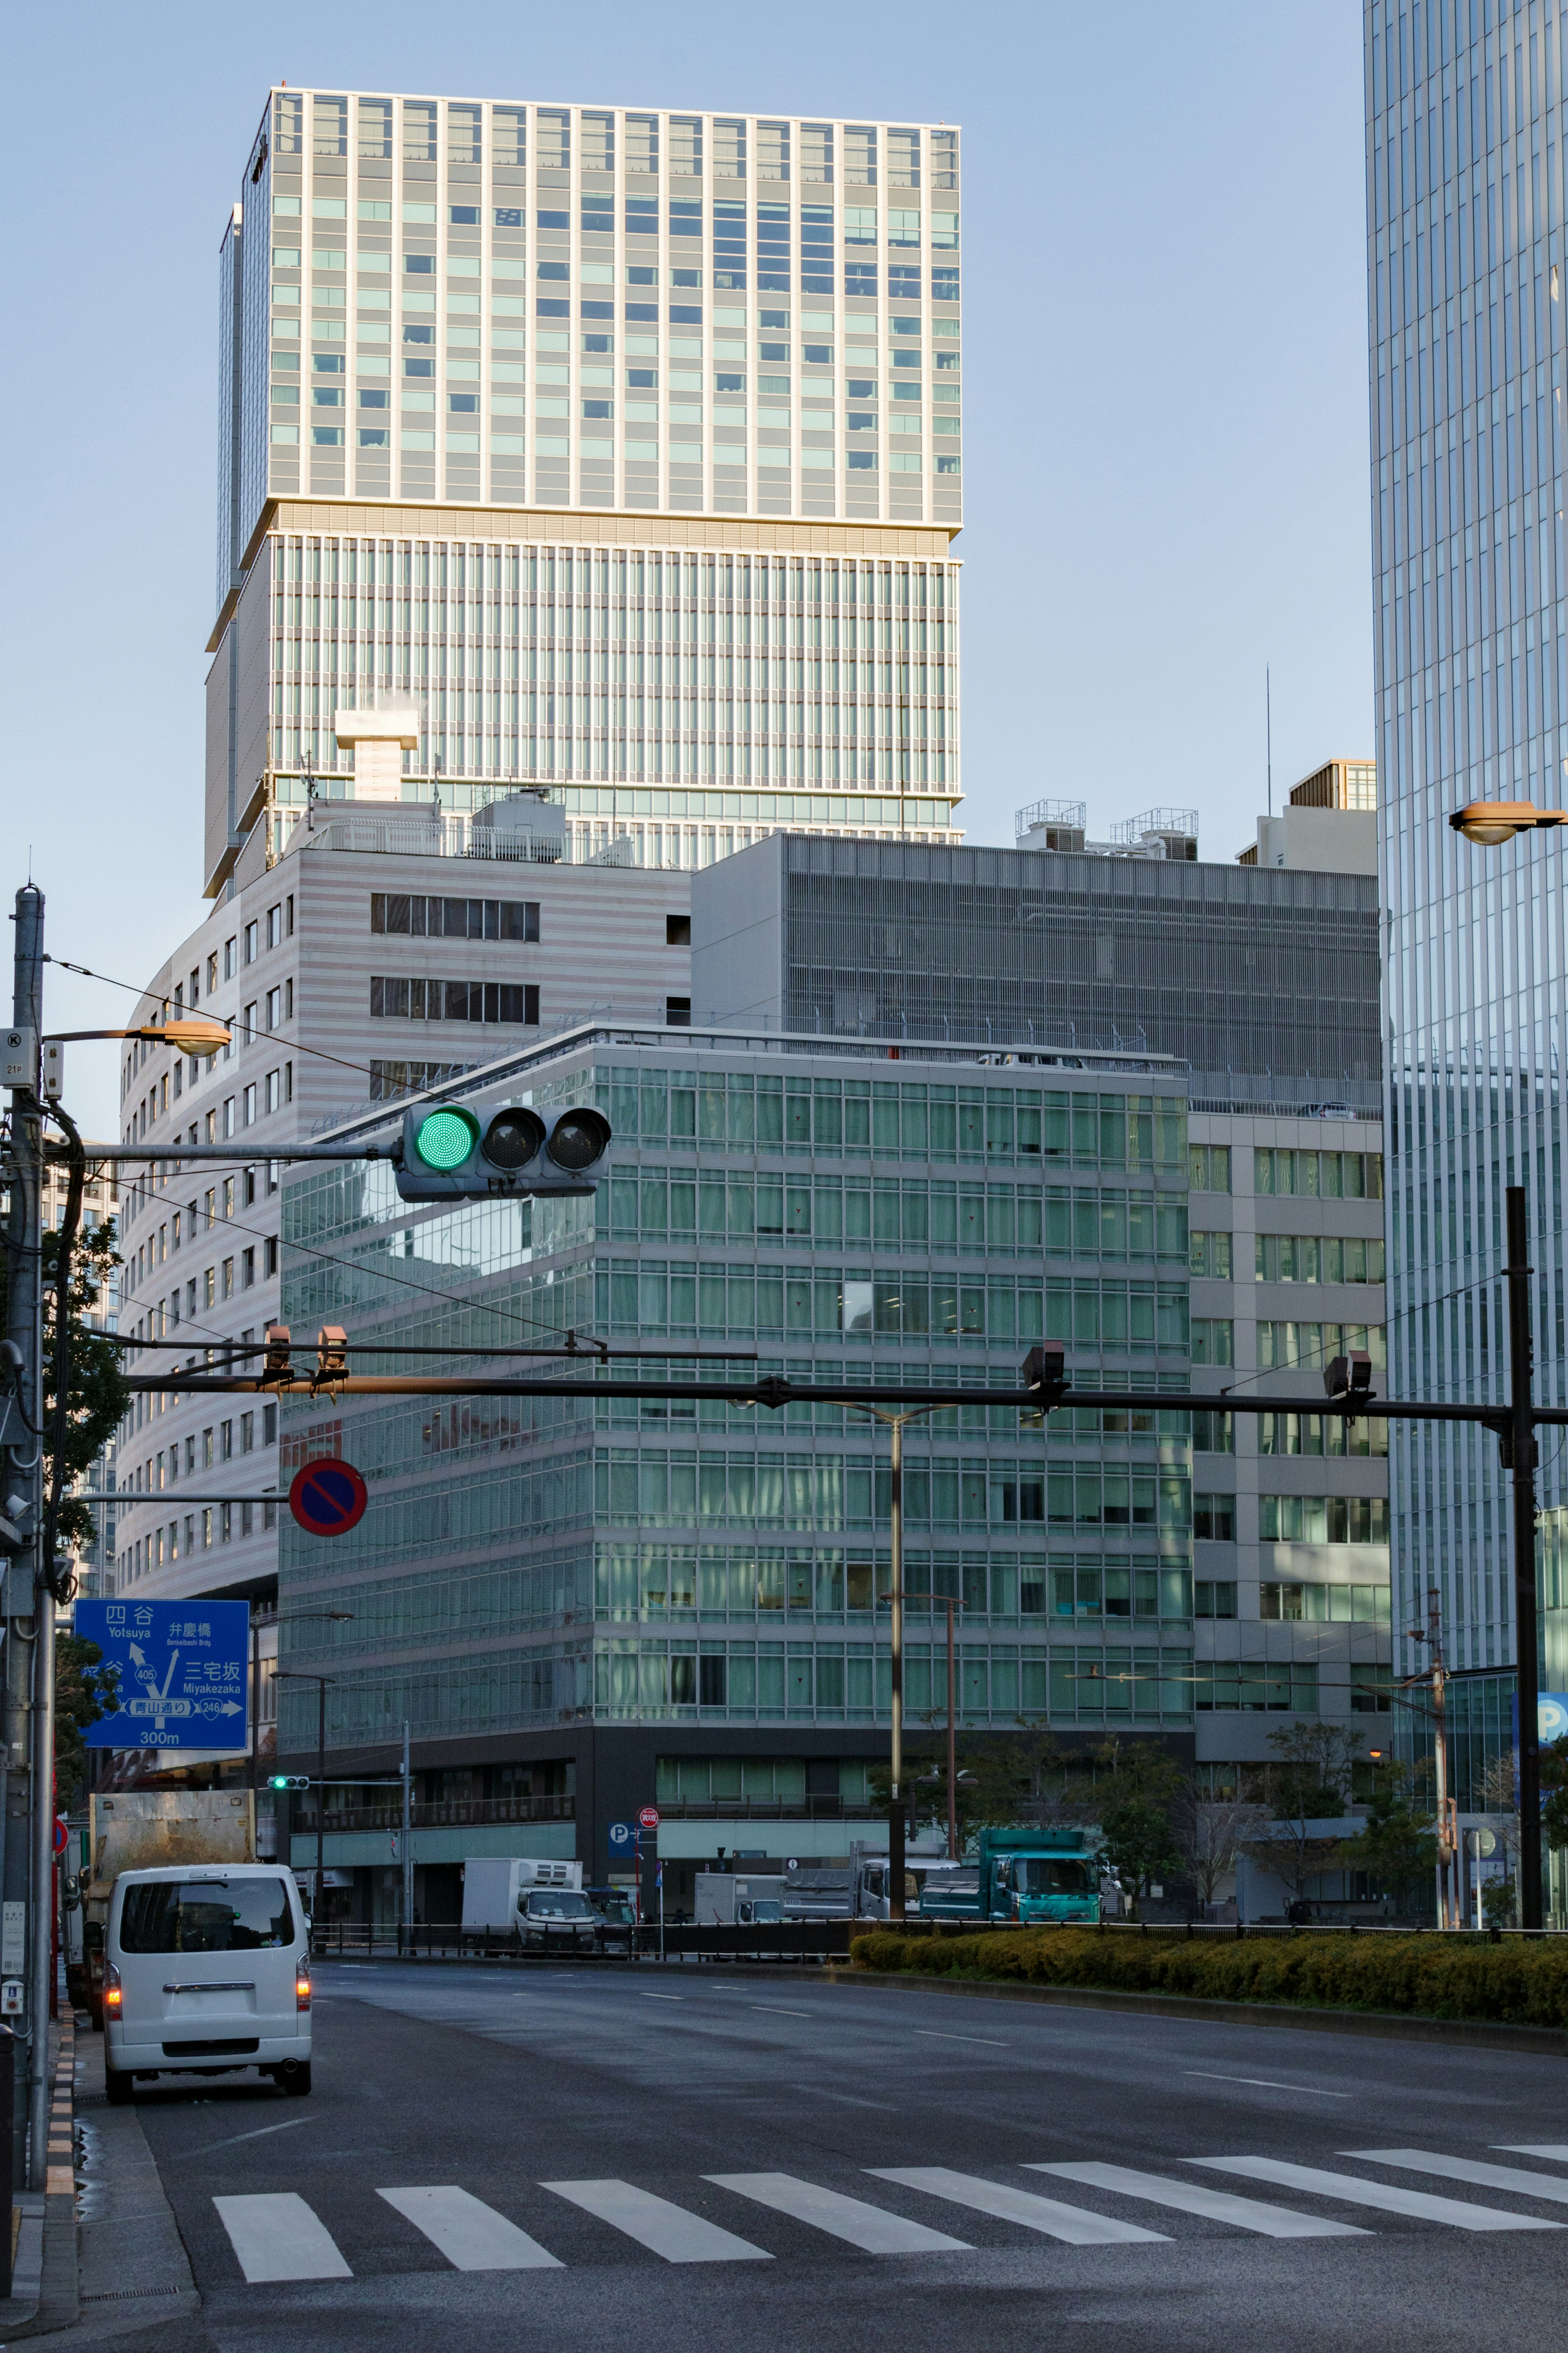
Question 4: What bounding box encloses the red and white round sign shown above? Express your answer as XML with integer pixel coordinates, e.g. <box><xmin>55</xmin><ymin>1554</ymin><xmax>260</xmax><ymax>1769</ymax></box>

<box><xmin>637</xmin><ymin>1805</ymin><xmax>660</xmax><ymax>1831</ymax></box>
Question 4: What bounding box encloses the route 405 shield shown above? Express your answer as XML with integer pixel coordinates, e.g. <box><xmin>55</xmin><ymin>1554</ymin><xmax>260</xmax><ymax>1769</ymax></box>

<box><xmin>75</xmin><ymin>1599</ymin><xmax>250</xmax><ymax>1753</ymax></box>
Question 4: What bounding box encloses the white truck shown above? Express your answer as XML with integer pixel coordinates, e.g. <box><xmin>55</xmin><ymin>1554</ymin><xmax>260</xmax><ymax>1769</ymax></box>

<box><xmin>694</xmin><ymin>1871</ymin><xmax>783</xmax><ymax>1927</ymax></box>
<box><xmin>82</xmin><ymin>1790</ymin><xmax>256</xmax><ymax>2027</ymax></box>
<box><xmin>461</xmin><ymin>1858</ymin><xmax>583</xmax><ymax>1943</ymax></box>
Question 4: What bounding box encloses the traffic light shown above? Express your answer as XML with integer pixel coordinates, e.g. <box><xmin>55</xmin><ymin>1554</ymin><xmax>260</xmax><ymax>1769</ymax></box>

<box><xmin>394</xmin><ymin>1100</ymin><xmax>612</xmax><ymax>1201</ymax></box>
<box><xmin>269</xmin><ymin>1775</ymin><xmax>310</xmax><ymax>1791</ymax></box>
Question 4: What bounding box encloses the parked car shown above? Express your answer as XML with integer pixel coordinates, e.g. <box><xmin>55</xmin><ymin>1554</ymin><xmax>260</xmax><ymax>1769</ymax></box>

<box><xmin>518</xmin><ymin>1889</ymin><xmax>599</xmax><ymax>1956</ymax></box>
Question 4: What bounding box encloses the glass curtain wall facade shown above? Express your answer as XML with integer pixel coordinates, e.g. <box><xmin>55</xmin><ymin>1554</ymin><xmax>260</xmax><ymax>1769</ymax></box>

<box><xmin>273</xmin><ymin>1039</ymin><xmax>1198</xmax><ymax>1782</ymax></box>
<box><xmin>237</xmin><ymin>93</ymin><xmax>960</xmax><ymax>536</ymax></box>
<box><xmin>1365</xmin><ymin>2</ymin><xmax>1568</xmax><ymax>1804</ymax></box>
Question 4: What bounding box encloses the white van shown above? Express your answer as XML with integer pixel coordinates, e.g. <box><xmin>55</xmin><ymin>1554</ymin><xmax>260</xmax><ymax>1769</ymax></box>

<box><xmin>103</xmin><ymin>1864</ymin><xmax>313</xmax><ymax>2103</ymax></box>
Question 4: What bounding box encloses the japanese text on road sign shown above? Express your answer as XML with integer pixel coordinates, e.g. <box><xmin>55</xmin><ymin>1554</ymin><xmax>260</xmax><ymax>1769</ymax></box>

<box><xmin>76</xmin><ymin>1599</ymin><xmax>250</xmax><ymax>1753</ymax></box>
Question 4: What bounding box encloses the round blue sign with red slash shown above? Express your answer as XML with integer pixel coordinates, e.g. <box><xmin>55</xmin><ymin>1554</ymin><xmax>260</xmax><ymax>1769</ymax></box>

<box><xmin>289</xmin><ymin>1457</ymin><xmax>368</xmax><ymax>1538</ymax></box>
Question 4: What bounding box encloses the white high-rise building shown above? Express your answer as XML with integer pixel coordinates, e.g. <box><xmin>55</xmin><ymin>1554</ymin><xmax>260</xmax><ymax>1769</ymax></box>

<box><xmin>209</xmin><ymin>90</ymin><xmax>965</xmax><ymax>900</ymax></box>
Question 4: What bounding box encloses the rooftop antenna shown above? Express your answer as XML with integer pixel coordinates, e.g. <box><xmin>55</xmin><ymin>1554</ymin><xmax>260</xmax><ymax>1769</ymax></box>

<box><xmin>1266</xmin><ymin>665</ymin><xmax>1273</xmax><ymax>820</ymax></box>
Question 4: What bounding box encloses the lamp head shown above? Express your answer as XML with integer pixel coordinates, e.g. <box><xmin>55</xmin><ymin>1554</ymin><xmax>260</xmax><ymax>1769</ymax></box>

<box><xmin>1449</xmin><ymin>800</ymin><xmax>1568</xmax><ymax>845</ymax></box>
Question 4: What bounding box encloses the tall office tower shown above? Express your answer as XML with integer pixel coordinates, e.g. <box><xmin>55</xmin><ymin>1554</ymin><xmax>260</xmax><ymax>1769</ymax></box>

<box><xmin>209</xmin><ymin>91</ymin><xmax>964</xmax><ymax>896</ymax></box>
<box><xmin>1365</xmin><ymin>4</ymin><xmax>1568</xmax><ymax>1831</ymax></box>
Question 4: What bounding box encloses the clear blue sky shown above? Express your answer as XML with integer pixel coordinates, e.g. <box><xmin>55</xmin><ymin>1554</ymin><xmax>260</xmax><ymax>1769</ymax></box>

<box><xmin>2</xmin><ymin>2</ymin><xmax>1372</xmax><ymax>1135</ymax></box>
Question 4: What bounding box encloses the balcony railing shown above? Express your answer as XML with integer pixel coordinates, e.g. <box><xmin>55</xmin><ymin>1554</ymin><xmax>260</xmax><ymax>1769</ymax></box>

<box><xmin>650</xmin><ymin>1796</ymin><xmax>874</xmax><ymax>1821</ymax></box>
<box><xmin>294</xmin><ymin>1793</ymin><xmax>574</xmax><ymax>1836</ymax></box>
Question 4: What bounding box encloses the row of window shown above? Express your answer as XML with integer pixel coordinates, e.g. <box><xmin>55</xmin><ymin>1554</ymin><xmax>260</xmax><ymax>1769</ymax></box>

<box><xmin>118</xmin><ymin>1500</ymin><xmax>278</xmax><ymax>1578</ymax></box>
<box><xmin>1189</xmin><ymin>1232</ymin><xmax>1386</xmax><ymax>1285</ymax></box>
<box><xmin>272</xmin><ymin>105</ymin><xmax>953</xmax><ymax>183</ymax></box>
<box><xmin>1191</xmin><ymin>1319</ymin><xmax>1388</xmax><ymax>1370</ymax></box>
<box><xmin>125</xmin><ymin>1065</ymin><xmax>292</xmax><ymax>1148</ymax></box>
<box><xmin>137</xmin><ymin>1404</ymin><xmax>272</xmax><ymax>1494</ymax></box>
<box><xmin>1191</xmin><ymin>1411</ymin><xmax>1389</xmax><ymax>1459</ymax></box>
<box><xmin>591</xmin><ymin>1647</ymin><xmax>1191</xmax><ymax>1726</ymax></box>
<box><xmin>599</xmin><ymin>1069</ymin><xmax>1186</xmax><ymax>1165</ymax></box>
<box><xmin>269</xmin><ymin>539</ymin><xmax>955</xmax><ymax>606</ymax></box>
<box><xmin>595</xmin><ymin>1546</ymin><xmax>1193</xmax><ymax>1622</ymax></box>
<box><xmin>369</xmin><ymin>977</ymin><xmax>540</xmax><ymax>1025</ymax></box>
<box><xmin>370</xmin><ymin>892</ymin><xmax>540</xmax><ymax>939</ymax></box>
<box><xmin>598</xmin><ymin>1264</ymin><xmax>1190</xmax><ymax>1348</ymax></box>
<box><xmin>604</xmin><ymin>1173</ymin><xmax>1188</xmax><ymax>1259</ymax></box>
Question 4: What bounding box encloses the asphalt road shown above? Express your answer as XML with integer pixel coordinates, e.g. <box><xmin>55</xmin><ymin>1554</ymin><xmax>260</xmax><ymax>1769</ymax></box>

<box><xmin>65</xmin><ymin>1960</ymin><xmax>1568</xmax><ymax>2353</ymax></box>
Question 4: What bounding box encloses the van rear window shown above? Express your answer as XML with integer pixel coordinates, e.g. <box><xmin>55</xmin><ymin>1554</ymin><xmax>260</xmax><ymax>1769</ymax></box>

<box><xmin>120</xmin><ymin>1878</ymin><xmax>294</xmax><ymax>1954</ymax></box>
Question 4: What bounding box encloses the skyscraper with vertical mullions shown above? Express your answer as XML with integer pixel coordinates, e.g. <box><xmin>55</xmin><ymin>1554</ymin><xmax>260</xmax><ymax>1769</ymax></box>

<box><xmin>207</xmin><ymin>91</ymin><xmax>965</xmax><ymax>899</ymax></box>
<box><xmin>1366</xmin><ymin>3</ymin><xmax>1568</xmax><ymax>1836</ymax></box>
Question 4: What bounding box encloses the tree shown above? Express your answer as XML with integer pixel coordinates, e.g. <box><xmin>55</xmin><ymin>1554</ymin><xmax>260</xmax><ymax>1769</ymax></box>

<box><xmin>53</xmin><ymin>1635</ymin><xmax>119</xmax><ymax>1811</ymax></box>
<box><xmin>1093</xmin><ymin>1739</ymin><xmax>1184</xmax><ymax>1920</ymax></box>
<box><xmin>1170</xmin><ymin>1784</ymin><xmax>1267</xmax><ymax>1911</ymax></box>
<box><xmin>0</xmin><ymin>1213</ymin><xmax>128</xmax><ymax>1560</ymax></box>
<box><xmin>1539</xmin><ymin>1735</ymin><xmax>1568</xmax><ymax>1857</ymax></box>
<box><xmin>1335</xmin><ymin>1760</ymin><xmax>1437</xmax><ymax>1913</ymax></box>
<box><xmin>1474</xmin><ymin>1750</ymin><xmax>1522</xmax><ymax>1927</ymax></box>
<box><xmin>1243</xmin><ymin>1721</ymin><xmax>1359</xmax><ymax>1909</ymax></box>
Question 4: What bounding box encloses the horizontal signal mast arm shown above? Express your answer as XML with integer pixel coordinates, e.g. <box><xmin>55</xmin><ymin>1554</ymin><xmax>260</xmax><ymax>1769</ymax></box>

<box><xmin>71</xmin><ymin>1144</ymin><xmax>398</xmax><ymax>1164</ymax></box>
<box><xmin>114</xmin><ymin>1372</ymin><xmax>1568</xmax><ymax>1423</ymax></box>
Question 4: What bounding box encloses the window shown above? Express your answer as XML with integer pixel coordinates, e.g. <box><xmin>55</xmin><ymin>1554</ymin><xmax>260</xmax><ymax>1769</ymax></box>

<box><xmin>666</xmin><ymin>997</ymin><xmax>692</xmax><ymax>1026</ymax></box>
<box><xmin>666</xmin><ymin>914</ymin><xmax>691</xmax><ymax>946</ymax></box>
<box><xmin>371</xmin><ymin>893</ymin><xmax>539</xmax><ymax>940</ymax></box>
<box><xmin>242</xmin><ymin>1248</ymin><xmax>255</xmax><ymax>1288</ymax></box>
<box><xmin>1194</xmin><ymin>1493</ymin><xmax>1236</xmax><ymax>1542</ymax></box>
<box><xmin>1189</xmin><ymin>1319</ymin><xmax>1233</xmax><ymax>1365</ymax></box>
<box><xmin>1190</xmin><ymin>1410</ymin><xmax>1234</xmax><ymax>1453</ymax></box>
<box><xmin>265</xmin><ymin>1236</ymin><xmax>279</xmax><ymax>1278</ymax></box>
<box><xmin>243</xmin><ymin>922</ymin><xmax>258</xmax><ymax>964</ymax></box>
<box><xmin>221</xmin><ymin>1257</ymin><xmax>235</xmax><ymax>1300</ymax></box>
<box><xmin>1259</xmin><ymin>1496</ymin><xmax>1390</xmax><ymax>1543</ymax></box>
<box><xmin>240</xmin><ymin>1412</ymin><xmax>254</xmax><ymax>1454</ymax></box>
<box><xmin>1259</xmin><ymin>1411</ymin><xmax>1388</xmax><ymax>1458</ymax></box>
<box><xmin>1254</xmin><ymin>1148</ymin><xmax>1383</xmax><ymax>1199</ymax></box>
<box><xmin>223</xmin><ymin>940</ymin><xmax>236</xmax><ymax>981</ymax></box>
<box><xmin>1193</xmin><ymin>1662</ymin><xmax>1318</xmax><ymax>1713</ymax></box>
<box><xmin>1255</xmin><ymin>1234</ymin><xmax>1385</xmax><ymax>1285</ymax></box>
<box><xmin>1261</xmin><ymin>1581</ymin><xmax>1392</xmax><ymax>1624</ymax></box>
<box><xmin>370</xmin><ymin>977</ymin><xmax>539</xmax><ymax>1025</ymax></box>
<box><xmin>1189</xmin><ymin>1231</ymin><xmax>1232</xmax><ymax>1279</ymax></box>
<box><xmin>1194</xmin><ymin>1580</ymin><xmax>1238</xmax><ymax>1619</ymax></box>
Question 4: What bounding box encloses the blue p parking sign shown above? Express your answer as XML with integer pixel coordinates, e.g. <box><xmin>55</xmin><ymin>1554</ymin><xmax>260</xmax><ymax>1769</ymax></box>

<box><xmin>607</xmin><ymin>1822</ymin><xmax>637</xmax><ymax>1858</ymax></box>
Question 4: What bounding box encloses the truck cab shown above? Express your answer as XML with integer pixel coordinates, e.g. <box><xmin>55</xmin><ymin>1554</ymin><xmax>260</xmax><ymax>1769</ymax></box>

<box><xmin>917</xmin><ymin>1828</ymin><xmax>1100</xmax><ymax>1926</ymax></box>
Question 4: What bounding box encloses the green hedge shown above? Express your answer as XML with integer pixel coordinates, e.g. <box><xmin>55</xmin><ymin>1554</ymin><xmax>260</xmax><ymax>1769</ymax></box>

<box><xmin>847</xmin><ymin>1926</ymin><xmax>1568</xmax><ymax>2028</ymax></box>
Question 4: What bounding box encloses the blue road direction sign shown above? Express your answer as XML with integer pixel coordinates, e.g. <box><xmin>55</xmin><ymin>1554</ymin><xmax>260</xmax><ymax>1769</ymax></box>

<box><xmin>76</xmin><ymin>1599</ymin><xmax>249</xmax><ymax>1753</ymax></box>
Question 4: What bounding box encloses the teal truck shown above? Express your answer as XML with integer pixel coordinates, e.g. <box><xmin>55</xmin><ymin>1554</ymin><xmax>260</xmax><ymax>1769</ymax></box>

<box><xmin>916</xmin><ymin>1827</ymin><xmax>1101</xmax><ymax>1926</ymax></box>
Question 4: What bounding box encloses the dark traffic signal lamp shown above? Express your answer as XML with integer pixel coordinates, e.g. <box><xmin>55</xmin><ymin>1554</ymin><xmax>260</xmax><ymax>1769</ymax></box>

<box><xmin>394</xmin><ymin>1100</ymin><xmax>612</xmax><ymax>1201</ymax></box>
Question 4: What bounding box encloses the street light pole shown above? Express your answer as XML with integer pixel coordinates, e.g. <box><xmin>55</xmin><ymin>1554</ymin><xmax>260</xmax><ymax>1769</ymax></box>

<box><xmin>275</xmin><ymin>1669</ymin><xmax>335</xmax><ymax>1925</ymax></box>
<box><xmin>860</xmin><ymin>1405</ymin><xmax>938</xmax><ymax>1924</ymax></box>
<box><xmin>946</xmin><ymin>1599</ymin><xmax>959</xmax><ymax>1862</ymax></box>
<box><xmin>1506</xmin><ymin>1185</ymin><xmax>1544</xmax><ymax>1930</ymax></box>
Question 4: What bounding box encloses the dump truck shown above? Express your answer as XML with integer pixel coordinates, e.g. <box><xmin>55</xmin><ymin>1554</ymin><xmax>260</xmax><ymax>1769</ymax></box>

<box><xmin>916</xmin><ymin>1827</ymin><xmax>1101</xmax><ymax>1925</ymax></box>
<box><xmin>82</xmin><ymin>1789</ymin><xmax>257</xmax><ymax>2026</ymax></box>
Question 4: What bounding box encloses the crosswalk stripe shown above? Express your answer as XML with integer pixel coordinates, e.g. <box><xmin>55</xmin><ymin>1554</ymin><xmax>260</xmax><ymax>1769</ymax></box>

<box><xmin>376</xmin><ymin>2186</ymin><xmax>564</xmax><ymax>2270</ymax></box>
<box><xmin>706</xmin><ymin>2172</ymin><xmax>970</xmax><ymax>2254</ymax></box>
<box><xmin>213</xmin><ymin>2192</ymin><xmax>354</xmax><ymax>2283</ymax></box>
<box><xmin>541</xmin><ymin>2179</ymin><xmax>771</xmax><ymax>2263</ymax></box>
<box><xmin>875</xmin><ymin>2166</ymin><xmax>1166</xmax><ymax>2245</ymax></box>
<box><xmin>1345</xmin><ymin>2150</ymin><xmax>1568</xmax><ymax>2206</ymax></box>
<box><xmin>1033</xmin><ymin>2161</ymin><xmax>1368</xmax><ymax>2239</ymax></box>
<box><xmin>1192</xmin><ymin>2156</ymin><xmax>1563</xmax><ymax>2231</ymax></box>
<box><xmin>1496</xmin><ymin>2145</ymin><xmax>1568</xmax><ymax>2162</ymax></box>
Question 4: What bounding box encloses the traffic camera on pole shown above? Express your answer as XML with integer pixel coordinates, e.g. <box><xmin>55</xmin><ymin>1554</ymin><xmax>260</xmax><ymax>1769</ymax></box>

<box><xmin>394</xmin><ymin>1099</ymin><xmax>612</xmax><ymax>1201</ymax></box>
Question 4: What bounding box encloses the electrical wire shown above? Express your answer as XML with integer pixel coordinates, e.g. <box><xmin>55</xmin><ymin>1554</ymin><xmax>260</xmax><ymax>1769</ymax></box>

<box><xmin>44</xmin><ymin>954</ymin><xmax>381</xmax><ymax>1086</ymax></box>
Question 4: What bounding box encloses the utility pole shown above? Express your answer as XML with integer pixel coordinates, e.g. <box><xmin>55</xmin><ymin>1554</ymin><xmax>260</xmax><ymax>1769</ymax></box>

<box><xmin>945</xmin><ymin>1599</ymin><xmax>959</xmax><ymax>1862</ymax></box>
<box><xmin>401</xmin><ymin>1720</ymin><xmax>413</xmax><ymax>1936</ymax></box>
<box><xmin>1506</xmin><ymin>1187</ymin><xmax>1544</xmax><ymax>1931</ymax></box>
<box><xmin>3</xmin><ymin>887</ymin><xmax>45</xmax><ymax>2189</ymax></box>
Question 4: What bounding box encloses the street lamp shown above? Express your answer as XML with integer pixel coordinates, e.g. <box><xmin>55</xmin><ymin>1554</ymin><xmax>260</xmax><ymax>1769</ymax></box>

<box><xmin>1448</xmin><ymin>801</ymin><xmax>1568</xmax><ymax>845</ymax></box>
<box><xmin>1441</xmin><ymin>812</ymin><xmax>1552</xmax><ymax>1928</ymax></box>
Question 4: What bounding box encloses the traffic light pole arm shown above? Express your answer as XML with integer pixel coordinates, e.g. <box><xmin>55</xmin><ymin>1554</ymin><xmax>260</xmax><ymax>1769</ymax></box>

<box><xmin>114</xmin><ymin>1370</ymin><xmax>1568</xmax><ymax>1423</ymax></box>
<box><xmin>76</xmin><ymin>1144</ymin><xmax>398</xmax><ymax>1164</ymax></box>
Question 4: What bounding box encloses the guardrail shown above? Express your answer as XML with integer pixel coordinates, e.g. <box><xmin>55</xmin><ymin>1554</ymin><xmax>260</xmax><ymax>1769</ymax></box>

<box><xmin>307</xmin><ymin>1915</ymin><xmax>1568</xmax><ymax>1962</ymax></box>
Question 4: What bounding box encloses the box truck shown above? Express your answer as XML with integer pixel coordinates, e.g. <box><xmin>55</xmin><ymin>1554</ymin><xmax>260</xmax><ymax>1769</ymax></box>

<box><xmin>460</xmin><ymin>1858</ymin><xmax>584</xmax><ymax>1943</ymax></box>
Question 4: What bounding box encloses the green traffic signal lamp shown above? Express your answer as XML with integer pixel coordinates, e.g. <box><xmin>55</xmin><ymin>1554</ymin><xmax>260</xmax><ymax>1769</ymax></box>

<box><xmin>269</xmin><ymin>1775</ymin><xmax>311</xmax><ymax>1791</ymax></box>
<box><xmin>395</xmin><ymin>1099</ymin><xmax>609</xmax><ymax>1201</ymax></box>
<box><xmin>412</xmin><ymin>1104</ymin><xmax>481</xmax><ymax>1171</ymax></box>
